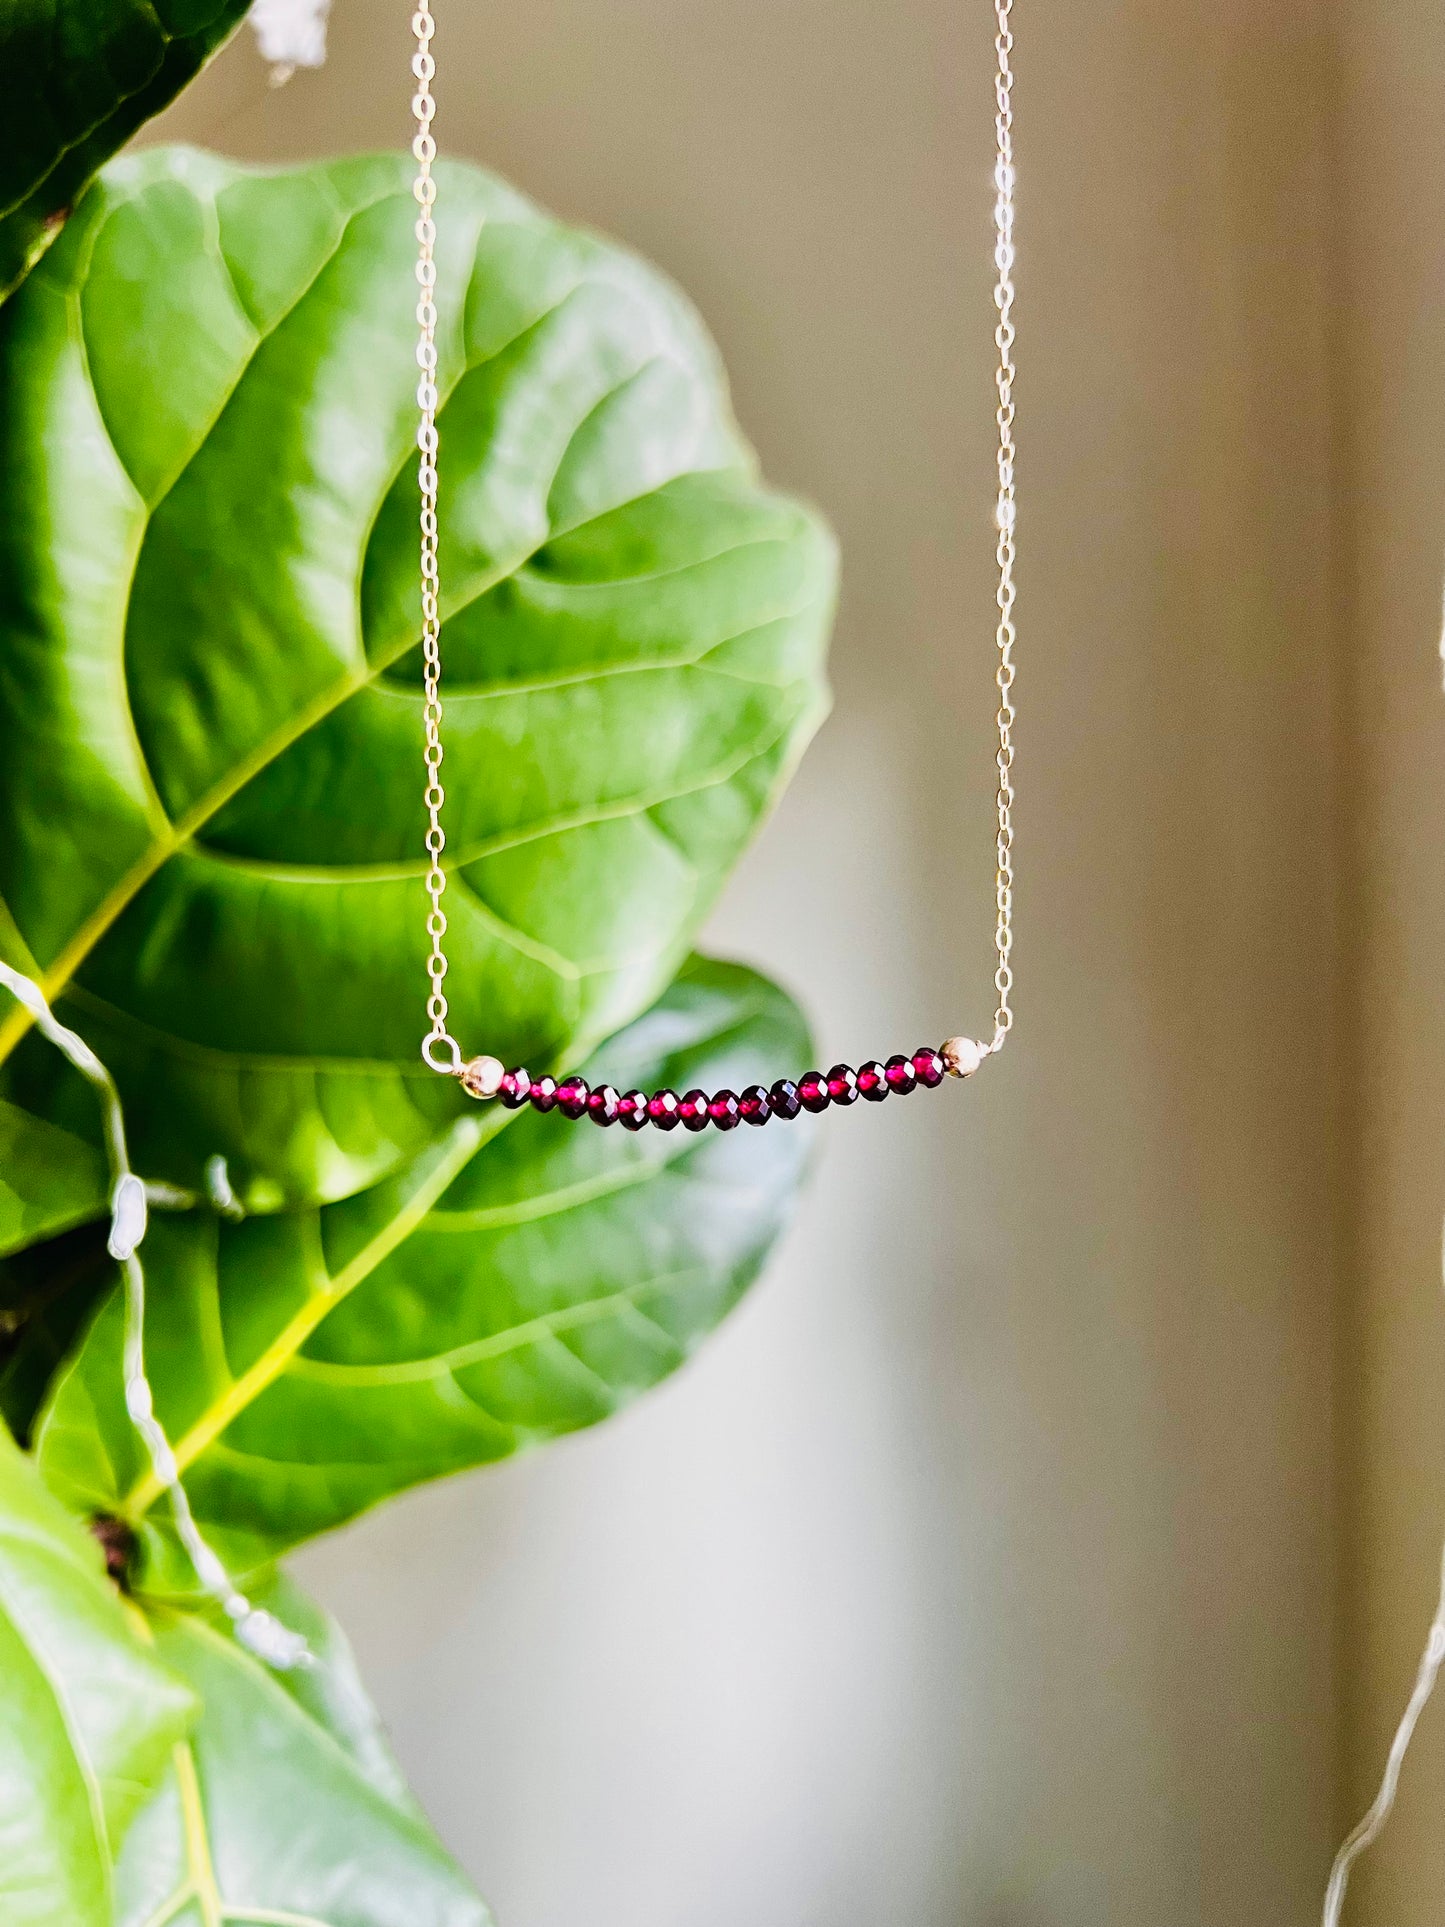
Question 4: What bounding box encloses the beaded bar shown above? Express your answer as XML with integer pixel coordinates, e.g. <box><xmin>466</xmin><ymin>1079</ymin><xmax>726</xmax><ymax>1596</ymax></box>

<box><xmin>456</xmin><ymin>1039</ymin><xmax>986</xmax><ymax>1128</ymax></box>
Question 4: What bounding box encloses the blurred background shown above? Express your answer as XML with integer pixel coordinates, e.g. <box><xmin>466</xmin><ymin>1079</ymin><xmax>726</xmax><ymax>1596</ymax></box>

<box><xmin>148</xmin><ymin>2</ymin><xmax>1443</xmax><ymax>1923</ymax></box>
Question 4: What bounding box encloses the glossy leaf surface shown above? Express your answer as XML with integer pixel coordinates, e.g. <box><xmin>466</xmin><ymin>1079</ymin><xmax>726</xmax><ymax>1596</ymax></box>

<box><xmin>37</xmin><ymin>960</ymin><xmax>813</xmax><ymax>1585</ymax></box>
<box><xmin>0</xmin><ymin>1425</ymin><xmax>195</xmax><ymax>1926</ymax></box>
<box><xmin>118</xmin><ymin>1578</ymin><xmax>491</xmax><ymax>1927</ymax></box>
<box><xmin>0</xmin><ymin>1097</ymin><xmax>108</xmax><ymax>1260</ymax></box>
<box><xmin>0</xmin><ymin>148</ymin><xmax>834</xmax><ymax>1214</ymax></box>
<box><xmin>0</xmin><ymin>0</ymin><xmax>254</xmax><ymax>301</ymax></box>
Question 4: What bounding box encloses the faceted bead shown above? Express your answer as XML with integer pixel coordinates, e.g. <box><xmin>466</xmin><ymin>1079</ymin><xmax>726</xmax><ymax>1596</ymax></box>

<box><xmin>648</xmin><ymin>1089</ymin><xmax>681</xmax><ymax>1131</ymax></box>
<box><xmin>679</xmin><ymin>1089</ymin><xmax>712</xmax><ymax>1132</ymax></box>
<box><xmin>826</xmin><ymin>1064</ymin><xmax>859</xmax><ymax>1107</ymax></box>
<box><xmin>797</xmin><ymin>1072</ymin><xmax>830</xmax><ymax>1113</ymax></box>
<box><xmin>618</xmin><ymin>1090</ymin><xmax>650</xmax><ymax>1131</ymax></box>
<box><xmin>769</xmin><ymin>1078</ymin><xmax>802</xmax><ymax>1120</ymax></box>
<box><xmin>708</xmin><ymin>1090</ymin><xmax>741</xmax><ymax>1131</ymax></box>
<box><xmin>856</xmin><ymin>1061</ymin><xmax>889</xmax><ymax>1101</ymax></box>
<box><xmin>529</xmin><ymin>1074</ymin><xmax>558</xmax><ymax>1112</ymax></box>
<box><xmin>587</xmin><ymin>1084</ymin><xmax>621</xmax><ymax>1126</ymax></box>
<box><xmin>499</xmin><ymin>1067</ymin><xmax>532</xmax><ymax>1108</ymax></box>
<box><xmin>884</xmin><ymin>1053</ymin><xmax>917</xmax><ymax>1095</ymax></box>
<box><xmin>912</xmin><ymin>1048</ymin><xmax>946</xmax><ymax>1089</ymax></box>
<box><xmin>555</xmin><ymin>1077</ymin><xmax>590</xmax><ymax>1120</ymax></box>
<box><xmin>739</xmin><ymin>1085</ymin><xmax>772</xmax><ymax>1125</ymax></box>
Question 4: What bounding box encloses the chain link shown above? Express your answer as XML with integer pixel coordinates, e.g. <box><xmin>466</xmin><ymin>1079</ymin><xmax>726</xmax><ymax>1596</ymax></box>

<box><xmin>412</xmin><ymin>3</ymin><xmax>460</xmax><ymax>1074</ymax></box>
<box><xmin>988</xmin><ymin>0</ymin><xmax>1017</xmax><ymax>1054</ymax></box>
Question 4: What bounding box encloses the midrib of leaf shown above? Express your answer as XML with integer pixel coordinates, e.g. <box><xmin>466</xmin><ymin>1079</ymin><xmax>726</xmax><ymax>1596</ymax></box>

<box><xmin>0</xmin><ymin>662</ymin><xmax>355</xmax><ymax>1065</ymax></box>
<box><xmin>174</xmin><ymin>1739</ymin><xmax>222</xmax><ymax>1927</ymax></box>
<box><xmin>121</xmin><ymin>1116</ymin><xmax>487</xmax><ymax>1517</ymax></box>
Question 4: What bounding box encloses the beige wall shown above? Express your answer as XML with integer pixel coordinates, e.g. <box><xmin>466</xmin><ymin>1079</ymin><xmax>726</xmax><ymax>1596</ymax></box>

<box><xmin>1333</xmin><ymin>4</ymin><xmax>1445</xmax><ymax>1921</ymax></box>
<box><xmin>148</xmin><ymin>3</ymin><xmax>1442</xmax><ymax>1922</ymax></box>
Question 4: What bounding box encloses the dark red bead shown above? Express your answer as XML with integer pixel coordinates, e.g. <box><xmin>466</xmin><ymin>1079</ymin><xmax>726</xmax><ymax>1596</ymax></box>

<box><xmin>885</xmin><ymin>1053</ymin><xmax>917</xmax><ymax>1095</ymax></box>
<box><xmin>678</xmin><ymin>1089</ymin><xmax>711</xmax><ymax>1132</ymax></box>
<box><xmin>826</xmin><ymin>1064</ymin><xmax>859</xmax><ymax>1107</ymax></box>
<box><xmin>912</xmin><ymin>1048</ymin><xmax>946</xmax><ymax>1089</ymax></box>
<box><xmin>798</xmin><ymin>1072</ymin><xmax>830</xmax><ymax>1113</ymax></box>
<box><xmin>770</xmin><ymin>1079</ymin><xmax>802</xmax><ymax>1120</ymax></box>
<box><xmin>587</xmin><ymin>1084</ymin><xmax>620</xmax><ymax>1126</ymax></box>
<box><xmin>856</xmin><ymin>1061</ymin><xmax>889</xmax><ymax>1101</ymax></box>
<box><xmin>739</xmin><ymin>1085</ymin><xmax>771</xmax><ymax>1125</ymax></box>
<box><xmin>647</xmin><ymin>1089</ymin><xmax>681</xmax><ymax>1130</ymax></box>
<box><xmin>555</xmin><ymin>1077</ymin><xmax>590</xmax><ymax>1120</ymax></box>
<box><xmin>499</xmin><ymin>1067</ymin><xmax>532</xmax><ymax>1108</ymax></box>
<box><xmin>617</xmin><ymin>1090</ymin><xmax>649</xmax><ymax>1130</ymax></box>
<box><xmin>708</xmin><ymin>1090</ymin><xmax>741</xmax><ymax>1130</ymax></box>
<box><xmin>529</xmin><ymin>1074</ymin><xmax>558</xmax><ymax>1113</ymax></box>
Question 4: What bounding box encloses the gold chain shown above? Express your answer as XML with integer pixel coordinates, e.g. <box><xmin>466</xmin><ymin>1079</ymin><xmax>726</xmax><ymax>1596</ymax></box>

<box><xmin>415</xmin><ymin>0</ymin><xmax>1018</xmax><ymax>1069</ymax></box>
<box><xmin>413</xmin><ymin>3</ymin><xmax>461</xmax><ymax>1075</ymax></box>
<box><xmin>989</xmin><ymin>0</ymin><xmax>1017</xmax><ymax>1055</ymax></box>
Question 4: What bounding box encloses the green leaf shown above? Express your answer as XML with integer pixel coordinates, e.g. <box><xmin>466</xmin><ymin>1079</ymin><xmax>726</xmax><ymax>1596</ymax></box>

<box><xmin>249</xmin><ymin>1572</ymin><xmax>420</xmax><ymax>1812</ymax></box>
<box><xmin>1</xmin><ymin>1226</ymin><xmax>117</xmax><ymax>1442</ymax></box>
<box><xmin>118</xmin><ymin>1580</ymin><xmax>492</xmax><ymax>1927</ymax></box>
<box><xmin>0</xmin><ymin>1424</ymin><xmax>196</xmax><ymax>1926</ymax></box>
<box><xmin>0</xmin><ymin>0</ymin><xmax>255</xmax><ymax>302</ymax></box>
<box><xmin>0</xmin><ymin>1095</ymin><xmax>108</xmax><ymax>1259</ymax></box>
<box><xmin>37</xmin><ymin>959</ymin><xmax>814</xmax><ymax>1584</ymax></box>
<box><xmin>0</xmin><ymin>147</ymin><xmax>834</xmax><ymax>1215</ymax></box>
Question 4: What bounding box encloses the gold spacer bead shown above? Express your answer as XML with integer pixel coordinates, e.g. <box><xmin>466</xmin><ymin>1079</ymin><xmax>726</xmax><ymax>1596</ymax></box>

<box><xmin>460</xmin><ymin>1054</ymin><xmax>505</xmax><ymax>1099</ymax></box>
<box><xmin>941</xmin><ymin>1036</ymin><xmax>986</xmax><ymax>1078</ymax></box>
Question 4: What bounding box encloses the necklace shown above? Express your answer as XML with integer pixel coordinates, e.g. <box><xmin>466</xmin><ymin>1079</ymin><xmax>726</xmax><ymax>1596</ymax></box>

<box><xmin>412</xmin><ymin>0</ymin><xmax>1018</xmax><ymax>1131</ymax></box>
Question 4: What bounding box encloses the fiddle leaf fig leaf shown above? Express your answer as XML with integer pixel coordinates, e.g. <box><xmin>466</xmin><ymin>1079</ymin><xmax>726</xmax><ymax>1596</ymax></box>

<box><xmin>0</xmin><ymin>1424</ymin><xmax>197</xmax><ymax>1927</ymax></box>
<box><xmin>118</xmin><ymin>1582</ymin><xmax>492</xmax><ymax>1927</ymax></box>
<box><xmin>0</xmin><ymin>147</ymin><xmax>834</xmax><ymax>1215</ymax></box>
<box><xmin>0</xmin><ymin>0</ymin><xmax>255</xmax><ymax>303</ymax></box>
<box><xmin>36</xmin><ymin>959</ymin><xmax>813</xmax><ymax>1585</ymax></box>
<box><xmin>247</xmin><ymin>1570</ymin><xmax>420</xmax><ymax>1811</ymax></box>
<box><xmin>0</xmin><ymin>1097</ymin><xmax>108</xmax><ymax>1260</ymax></box>
<box><xmin>1</xmin><ymin>1226</ymin><xmax>117</xmax><ymax>1444</ymax></box>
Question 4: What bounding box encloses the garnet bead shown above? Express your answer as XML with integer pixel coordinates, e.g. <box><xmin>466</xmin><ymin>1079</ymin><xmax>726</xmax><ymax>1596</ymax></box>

<box><xmin>884</xmin><ymin>1053</ymin><xmax>917</xmax><ymax>1095</ymax></box>
<box><xmin>911</xmin><ymin>1048</ymin><xmax>946</xmax><ymax>1089</ymax></box>
<box><xmin>770</xmin><ymin>1079</ymin><xmax>802</xmax><ymax>1120</ymax></box>
<box><xmin>529</xmin><ymin>1074</ymin><xmax>558</xmax><ymax>1112</ymax></box>
<box><xmin>527</xmin><ymin>1044</ymin><xmax>961</xmax><ymax>1127</ymax></box>
<box><xmin>555</xmin><ymin>1077</ymin><xmax>590</xmax><ymax>1120</ymax></box>
<box><xmin>499</xmin><ymin>1067</ymin><xmax>532</xmax><ymax>1108</ymax></box>
<box><xmin>798</xmin><ymin>1072</ymin><xmax>830</xmax><ymax>1113</ymax></box>
<box><xmin>826</xmin><ymin>1064</ymin><xmax>859</xmax><ymax>1107</ymax></box>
